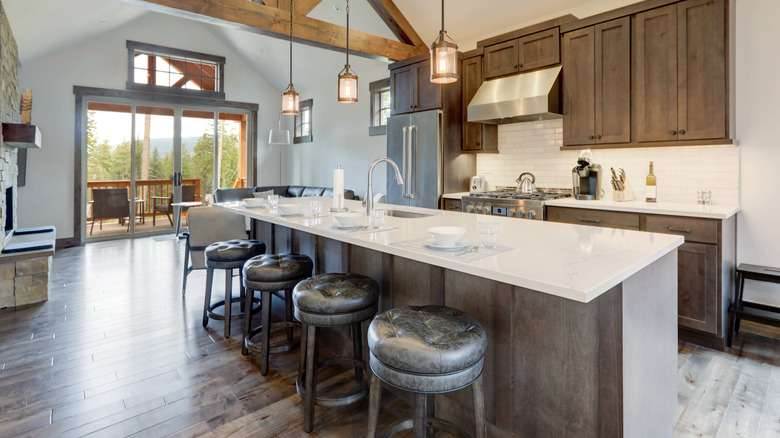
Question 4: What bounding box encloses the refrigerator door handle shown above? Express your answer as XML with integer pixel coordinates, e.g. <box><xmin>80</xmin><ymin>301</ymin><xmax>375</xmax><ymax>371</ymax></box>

<box><xmin>402</xmin><ymin>126</ymin><xmax>409</xmax><ymax>199</ymax></box>
<box><xmin>409</xmin><ymin>125</ymin><xmax>417</xmax><ymax>199</ymax></box>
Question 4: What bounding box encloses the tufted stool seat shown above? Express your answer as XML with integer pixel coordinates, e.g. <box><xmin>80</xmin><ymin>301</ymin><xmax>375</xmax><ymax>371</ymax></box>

<box><xmin>292</xmin><ymin>273</ymin><xmax>380</xmax><ymax>433</ymax></box>
<box><xmin>202</xmin><ymin>239</ymin><xmax>265</xmax><ymax>338</ymax></box>
<box><xmin>367</xmin><ymin>305</ymin><xmax>487</xmax><ymax>438</ymax></box>
<box><xmin>241</xmin><ymin>253</ymin><xmax>313</xmax><ymax>375</ymax></box>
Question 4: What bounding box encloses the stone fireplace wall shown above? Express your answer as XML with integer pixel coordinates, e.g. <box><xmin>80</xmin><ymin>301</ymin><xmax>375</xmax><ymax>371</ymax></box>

<box><xmin>0</xmin><ymin>0</ymin><xmax>18</xmax><ymax>237</ymax></box>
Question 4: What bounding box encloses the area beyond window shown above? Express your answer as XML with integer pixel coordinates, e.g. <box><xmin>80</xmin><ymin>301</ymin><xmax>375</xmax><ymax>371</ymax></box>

<box><xmin>294</xmin><ymin>99</ymin><xmax>313</xmax><ymax>144</ymax></box>
<box><xmin>369</xmin><ymin>78</ymin><xmax>391</xmax><ymax>136</ymax></box>
<box><xmin>127</xmin><ymin>41</ymin><xmax>225</xmax><ymax>99</ymax></box>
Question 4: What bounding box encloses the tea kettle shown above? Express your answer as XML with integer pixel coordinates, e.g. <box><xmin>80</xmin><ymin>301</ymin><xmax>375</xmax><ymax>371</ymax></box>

<box><xmin>516</xmin><ymin>172</ymin><xmax>536</xmax><ymax>194</ymax></box>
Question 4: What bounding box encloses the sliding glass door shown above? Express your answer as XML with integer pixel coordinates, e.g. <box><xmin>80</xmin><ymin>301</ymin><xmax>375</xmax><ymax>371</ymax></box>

<box><xmin>82</xmin><ymin>99</ymin><xmax>250</xmax><ymax>241</ymax></box>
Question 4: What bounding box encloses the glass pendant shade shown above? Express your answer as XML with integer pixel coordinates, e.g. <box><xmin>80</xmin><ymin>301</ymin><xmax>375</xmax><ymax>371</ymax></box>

<box><xmin>282</xmin><ymin>84</ymin><xmax>299</xmax><ymax>115</ymax></box>
<box><xmin>430</xmin><ymin>31</ymin><xmax>458</xmax><ymax>84</ymax></box>
<box><xmin>337</xmin><ymin>66</ymin><xmax>358</xmax><ymax>103</ymax></box>
<box><xmin>269</xmin><ymin>113</ymin><xmax>290</xmax><ymax>145</ymax></box>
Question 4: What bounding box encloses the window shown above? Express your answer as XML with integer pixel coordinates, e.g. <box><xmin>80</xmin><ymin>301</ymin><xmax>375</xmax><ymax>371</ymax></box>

<box><xmin>369</xmin><ymin>78</ymin><xmax>391</xmax><ymax>136</ymax></box>
<box><xmin>126</xmin><ymin>41</ymin><xmax>225</xmax><ymax>99</ymax></box>
<box><xmin>294</xmin><ymin>99</ymin><xmax>313</xmax><ymax>144</ymax></box>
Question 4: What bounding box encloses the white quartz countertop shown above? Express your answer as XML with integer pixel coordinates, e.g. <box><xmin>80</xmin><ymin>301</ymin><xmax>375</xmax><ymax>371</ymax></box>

<box><xmin>442</xmin><ymin>192</ymin><xmax>469</xmax><ymax>200</ymax></box>
<box><xmin>215</xmin><ymin>198</ymin><xmax>682</xmax><ymax>304</ymax></box>
<box><xmin>545</xmin><ymin>198</ymin><xmax>740</xmax><ymax>219</ymax></box>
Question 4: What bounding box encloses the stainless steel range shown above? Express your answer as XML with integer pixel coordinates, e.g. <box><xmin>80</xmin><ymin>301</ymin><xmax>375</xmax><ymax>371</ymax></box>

<box><xmin>461</xmin><ymin>187</ymin><xmax>572</xmax><ymax>220</ymax></box>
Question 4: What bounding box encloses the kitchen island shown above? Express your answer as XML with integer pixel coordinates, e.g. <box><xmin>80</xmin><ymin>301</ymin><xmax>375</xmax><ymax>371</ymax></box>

<box><xmin>215</xmin><ymin>198</ymin><xmax>683</xmax><ymax>438</ymax></box>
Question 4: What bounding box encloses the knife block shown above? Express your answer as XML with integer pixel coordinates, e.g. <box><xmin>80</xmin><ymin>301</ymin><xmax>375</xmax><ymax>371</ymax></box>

<box><xmin>612</xmin><ymin>178</ymin><xmax>636</xmax><ymax>202</ymax></box>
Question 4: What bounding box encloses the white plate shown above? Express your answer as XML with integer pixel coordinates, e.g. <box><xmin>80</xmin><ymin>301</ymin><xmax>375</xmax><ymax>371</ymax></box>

<box><xmin>334</xmin><ymin>224</ymin><xmax>363</xmax><ymax>230</ymax></box>
<box><xmin>425</xmin><ymin>240</ymin><xmax>470</xmax><ymax>251</ymax></box>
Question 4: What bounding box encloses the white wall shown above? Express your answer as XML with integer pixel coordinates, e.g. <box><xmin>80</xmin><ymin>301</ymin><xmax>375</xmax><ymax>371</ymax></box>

<box><xmin>16</xmin><ymin>12</ymin><xmax>280</xmax><ymax>240</ymax></box>
<box><xmin>735</xmin><ymin>0</ymin><xmax>780</xmax><ymax>305</ymax></box>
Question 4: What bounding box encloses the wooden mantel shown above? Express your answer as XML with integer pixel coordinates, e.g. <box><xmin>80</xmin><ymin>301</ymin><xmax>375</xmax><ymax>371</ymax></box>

<box><xmin>1</xmin><ymin>123</ymin><xmax>41</xmax><ymax>149</ymax></box>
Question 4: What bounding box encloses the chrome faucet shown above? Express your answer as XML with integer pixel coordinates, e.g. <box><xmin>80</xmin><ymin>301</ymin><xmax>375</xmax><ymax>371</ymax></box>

<box><xmin>366</xmin><ymin>157</ymin><xmax>404</xmax><ymax>215</ymax></box>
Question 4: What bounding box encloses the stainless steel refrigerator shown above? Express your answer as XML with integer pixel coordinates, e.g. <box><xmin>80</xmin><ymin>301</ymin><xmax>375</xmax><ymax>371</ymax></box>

<box><xmin>386</xmin><ymin>110</ymin><xmax>443</xmax><ymax>209</ymax></box>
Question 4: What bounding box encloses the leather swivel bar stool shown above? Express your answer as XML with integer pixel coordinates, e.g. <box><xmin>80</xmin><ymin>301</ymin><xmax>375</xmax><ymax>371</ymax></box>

<box><xmin>366</xmin><ymin>305</ymin><xmax>487</xmax><ymax>438</ymax></box>
<box><xmin>241</xmin><ymin>253</ymin><xmax>313</xmax><ymax>375</ymax></box>
<box><xmin>202</xmin><ymin>239</ymin><xmax>265</xmax><ymax>338</ymax></box>
<box><xmin>292</xmin><ymin>273</ymin><xmax>379</xmax><ymax>433</ymax></box>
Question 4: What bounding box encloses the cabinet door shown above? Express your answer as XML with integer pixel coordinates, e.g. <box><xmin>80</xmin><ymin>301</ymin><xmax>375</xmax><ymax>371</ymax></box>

<box><xmin>562</xmin><ymin>27</ymin><xmax>595</xmax><ymax>146</ymax></box>
<box><xmin>677</xmin><ymin>0</ymin><xmax>726</xmax><ymax>140</ymax></box>
<box><xmin>484</xmin><ymin>39</ymin><xmax>520</xmax><ymax>79</ymax></box>
<box><xmin>678</xmin><ymin>242</ymin><xmax>719</xmax><ymax>334</ymax></box>
<box><xmin>462</xmin><ymin>56</ymin><xmax>484</xmax><ymax>151</ymax></box>
<box><xmin>390</xmin><ymin>65</ymin><xmax>415</xmax><ymax>115</ymax></box>
<box><xmin>415</xmin><ymin>62</ymin><xmax>441</xmax><ymax>112</ymax></box>
<box><xmin>635</xmin><ymin>4</ymin><xmax>679</xmax><ymax>142</ymax></box>
<box><xmin>595</xmin><ymin>17</ymin><xmax>631</xmax><ymax>144</ymax></box>
<box><xmin>517</xmin><ymin>28</ymin><xmax>561</xmax><ymax>72</ymax></box>
<box><xmin>442</xmin><ymin>198</ymin><xmax>462</xmax><ymax>211</ymax></box>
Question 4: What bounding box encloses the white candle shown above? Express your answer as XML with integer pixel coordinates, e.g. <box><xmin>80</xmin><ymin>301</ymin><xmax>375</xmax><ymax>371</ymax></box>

<box><xmin>333</xmin><ymin>164</ymin><xmax>344</xmax><ymax>211</ymax></box>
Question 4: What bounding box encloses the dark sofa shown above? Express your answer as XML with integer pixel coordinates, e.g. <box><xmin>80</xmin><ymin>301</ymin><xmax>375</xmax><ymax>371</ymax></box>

<box><xmin>213</xmin><ymin>185</ymin><xmax>357</xmax><ymax>203</ymax></box>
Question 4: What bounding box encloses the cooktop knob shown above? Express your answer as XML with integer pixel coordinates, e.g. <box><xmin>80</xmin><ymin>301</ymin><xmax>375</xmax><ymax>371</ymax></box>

<box><xmin>507</xmin><ymin>208</ymin><xmax>516</xmax><ymax>217</ymax></box>
<box><xmin>483</xmin><ymin>205</ymin><xmax>492</xmax><ymax>214</ymax></box>
<box><xmin>526</xmin><ymin>210</ymin><xmax>537</xmax><ymax>219</ymax></box>
<box><xmin>516</xmin><ymin>209</ymin><xmax>525</xmax><ymax>218</ymax></box>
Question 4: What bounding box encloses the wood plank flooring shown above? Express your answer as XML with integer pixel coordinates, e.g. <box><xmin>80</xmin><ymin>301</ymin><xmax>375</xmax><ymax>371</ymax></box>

<box><xmin>0</xmin><ymin>236</ymin><xmax>778</xmax><ymax>437</ymax></box>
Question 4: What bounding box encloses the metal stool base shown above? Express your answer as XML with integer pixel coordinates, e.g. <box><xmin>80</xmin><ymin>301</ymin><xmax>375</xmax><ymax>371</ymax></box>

<box><xmin>206</xmin><ymin>296</ymin><xmax>260</xmax><ymax>322</ymax></box>
<box><xmin>244</xmin><ymin>321</ymin><xmax>301</xmax><ymax>355</ymax></box>
<box><xmin>383</xmin><ymin>417</ymin><xmax>469</xmax><ymax>438</ymax></box>
<box><xmin>295</xmin><ymin>358</ymin><xmax>369</xmax><ymax>407</ymax></box>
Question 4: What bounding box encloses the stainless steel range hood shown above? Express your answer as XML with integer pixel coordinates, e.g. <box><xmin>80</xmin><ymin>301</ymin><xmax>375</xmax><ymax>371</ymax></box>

<box><xmin>467</xmin><ymin>65</ymin><xmax>562</xmax><ymax>125</ymax></box>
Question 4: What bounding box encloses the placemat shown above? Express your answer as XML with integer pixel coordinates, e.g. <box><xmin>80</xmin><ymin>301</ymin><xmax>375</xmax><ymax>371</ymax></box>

<box><xmin>312</xmin><ymin>223</ymin><xmax>398</xmax><ymax>235</ymax></box>
<box><xmin>391</xmin><ymin>237</ymin><xmax>512</xmax><ymax>263</ymax></box>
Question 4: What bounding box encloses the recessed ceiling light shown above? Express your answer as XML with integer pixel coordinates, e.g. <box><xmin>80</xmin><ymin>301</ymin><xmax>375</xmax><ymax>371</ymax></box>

<box><xmin>332</xmin><ymin>4</ymin><xmax>342</xmax><ymax>13</ymax></box>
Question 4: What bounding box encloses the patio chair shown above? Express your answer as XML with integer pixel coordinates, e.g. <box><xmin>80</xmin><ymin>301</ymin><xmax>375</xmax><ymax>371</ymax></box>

<box><xmin>90</xmin><ymin>188</ymin><xmax>131</xmax><ymax>235</ymax></box>
<box><xmin>181</xmin><ymin>206</ymin><xmax>250</xmax><ymax>296</ymax></box>
<box><xmin>152</xmin><ymin>184</ymin><xmax>197</xmax><ymax>227</ymax></box>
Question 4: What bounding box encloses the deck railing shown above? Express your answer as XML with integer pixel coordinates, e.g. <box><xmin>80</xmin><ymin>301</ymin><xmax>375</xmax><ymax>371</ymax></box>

<box><xmin>86</xmin><ymin>179</ymin><xmax>202</xmax><ymax>221</ymax></box>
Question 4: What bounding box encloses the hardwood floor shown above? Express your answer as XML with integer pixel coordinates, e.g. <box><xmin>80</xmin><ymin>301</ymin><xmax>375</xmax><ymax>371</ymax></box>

<box><xmin>0</xmin><ymin>236</ymin><xmax>778</xmax><ymax>437</ymax></box>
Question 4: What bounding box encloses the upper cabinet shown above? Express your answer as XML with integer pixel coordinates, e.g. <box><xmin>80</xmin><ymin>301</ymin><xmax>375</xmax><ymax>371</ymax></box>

<box><xmin>563</xmin><ymin>17</ymin><xmax>631</xmax><ymax>146</ymax></box>
<box><xmin>635</xmin><ymin>0</ymin><xmax>726</xmax><ymax>143</ymax></box>
<box><xmin>390</xmin><ymin>59</ymin><xmax>442</xmax><ymax>115</ymax></box>
<box><xmin>462</xmin><ymin>53</ymin><xmax>498</xmax><ymax>153</ymax></box>
<box><xmin>484</xmin><ymin>28</ymin><xmax>561</xmax><ymax>79</ymax></box>
<box><xmin>561</xmin><ymin>0</ymin><xmax>733</xmax><ymax>149</ymax></box>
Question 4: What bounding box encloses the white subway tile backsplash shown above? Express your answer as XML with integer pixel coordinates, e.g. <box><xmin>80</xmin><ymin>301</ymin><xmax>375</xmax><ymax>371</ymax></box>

<box><xmin>476</xmin><ymin>119</ymin><xmax>740</xmax><ymax>205</ymax></box>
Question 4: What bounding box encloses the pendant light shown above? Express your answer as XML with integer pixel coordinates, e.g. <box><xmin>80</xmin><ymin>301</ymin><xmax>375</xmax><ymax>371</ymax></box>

<box><xmin>430</xmin><ymin>0</ymin><xmax>458</xmax><ymax>84</ymax></box>
<box><xmin>282</xmin><ymin>0</ymin><xmax>299</xmax><ymax>115</ymax></box>
<box><xmin>268</xmin><ymin>112</ymin><xmax>291</xmax><ymax>145</ymax></box>
<box><xmin>337</xmin><ymin>0</ymin><xmax>358</xmax><ymax>103</ymax></box>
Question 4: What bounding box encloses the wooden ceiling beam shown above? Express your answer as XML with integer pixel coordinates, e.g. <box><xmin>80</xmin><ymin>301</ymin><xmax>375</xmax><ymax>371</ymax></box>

<box><xmin>295</xmin><ymin>0</ymin><xmax>323</xmax><ymax>16</ymax></box>
<box><xmin>366</xmin><ymin>0</ymin><xmax>426</xmax><ymax>49</ymax></box>
<box><xmin>112</xmin><ymin>0</ymin><xmax>425</xmax><ymax>61</ymax></box>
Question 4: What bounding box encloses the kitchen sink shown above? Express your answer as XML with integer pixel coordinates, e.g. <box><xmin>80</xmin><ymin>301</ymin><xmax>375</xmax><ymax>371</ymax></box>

<box><xmin>383</xmin><ymin>210</ymin><xmax>432</xmax><ymax>219</ymax></box>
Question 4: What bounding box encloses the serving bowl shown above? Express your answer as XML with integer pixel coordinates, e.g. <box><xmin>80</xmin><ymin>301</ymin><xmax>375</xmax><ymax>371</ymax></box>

<box><xmin>243</xmin><ymin>197</ymin><xmax>267</xmax><ymax>208</ymax></box>
<box><xmin>428</xmin><ymin>226</ymin><xmax>466</xmax><ymax>247</ymax></box>
<box><xmin>334</xmin><ymin>212</ymin><xmax>363</xmax><ymax>227</ymax></box>
<box><xmin>279</xmin><ymin>203</ymin><xmax>302</xmax><ymax>215</ymax></box>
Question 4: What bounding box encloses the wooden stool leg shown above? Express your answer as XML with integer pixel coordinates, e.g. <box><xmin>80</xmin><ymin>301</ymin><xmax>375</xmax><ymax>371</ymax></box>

<box><xmin>472</xmin><ymin>374</ymin><xmax>487</xmax><ymax>438</ymax></box>
<box><xmin>242</xmin><ymin>288</ymin><xmax>254</xmax><ymax>355</ymax></box>
<box><xmin>303</xmin><ymin>324</ymin><xmax>319</xmax><ymax>433</ymax></box>
<box><xmin>285</xmin><ymin>289</ymin><xmax>294</xmax><ymax>341</ymax></box>
<box><xmin>202</xmin><ymin>268</ymin><xmax>214</xmax><ymax>327</ymax></box>
<box><xmin>240</xmin><ymin>281</ymin><xmax>246</xmax><ymax>313</ymax></box>
<box><xmin>412</xmin><ymin>393</ymin><xmax>428</xmax><ymax>438</ymax></box>
<box><xmin>366</xmin><ymin>372</ymin><xmax>382</xmax><ymax>438</ymax></box>
<box><xmin>298</xmin><ymin>323</ymin><xmax>308</xmax><ymax>378</ymax></box>
<box><xmin>260</xmin><ymin>290</ymin><xmax>273</xmax><ymax>376</ymax></box>
<box><xmin>224</xmin><ymin>269</ymin><xmax>233</xmax><ymax>338</ymax></box>
<box><xmin>735</xmin><ymin>271</ymin><xmax>746</xmax><ymax>333</ymax></box>
<box><xmin>352</xmin><ymin>322</ymin><xmax>363</xmax><ymax>381</ymax></box>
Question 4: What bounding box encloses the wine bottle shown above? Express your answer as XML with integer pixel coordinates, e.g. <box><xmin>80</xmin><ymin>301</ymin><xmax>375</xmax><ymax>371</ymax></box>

<box><xmin>646</xmin><ymin>161</ymin><xmax>657</xmax><ymax>203</ymax></box>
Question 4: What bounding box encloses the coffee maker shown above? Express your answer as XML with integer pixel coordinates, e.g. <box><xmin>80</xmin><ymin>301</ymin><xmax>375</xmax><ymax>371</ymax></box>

<box><xmin>572</xmin><ymin>149</ymin><xmax>603</xmax><ymax>200</ymax></box>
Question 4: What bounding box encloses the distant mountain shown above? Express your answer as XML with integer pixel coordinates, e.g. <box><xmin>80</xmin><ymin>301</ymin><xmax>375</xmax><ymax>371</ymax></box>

<box><xmin>148</xmin><ymin>137</ymin><xmax>205</xmax><ymax>156</ymax></box>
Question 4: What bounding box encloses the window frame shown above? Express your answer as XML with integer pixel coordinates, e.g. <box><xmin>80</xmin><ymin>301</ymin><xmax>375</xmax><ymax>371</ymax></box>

<box><xmin>369</xmin><ymin>78</ymin><xmax>391</xmax><ymax>136</ymax></box>
<box><xmin>126</xmin><ymin>41</ymin><xmax>226</xmax><ymax>100</ymax></box>
<box><xmin>294</xmin><ymin>99</ymin><xmax>313</xmax><ymax>144</ymax></box>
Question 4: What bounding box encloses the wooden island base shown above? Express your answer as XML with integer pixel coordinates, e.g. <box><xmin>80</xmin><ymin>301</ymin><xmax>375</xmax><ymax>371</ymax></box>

<box><xmin>256</xmin><ymin>222</ymin><xmax>678</xmax><ymax>438</ymax></box>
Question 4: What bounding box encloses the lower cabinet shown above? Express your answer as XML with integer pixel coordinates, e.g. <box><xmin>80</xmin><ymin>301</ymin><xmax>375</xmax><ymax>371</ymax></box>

<box><xmin>442</xmin><ymin>198</ymin><xmax>462</xmax><ymax>212</ymax></box>
<box><xmin>547</xmin><ymin>206</ymin><xmax>735</xmax><ymax>350</ymax></box>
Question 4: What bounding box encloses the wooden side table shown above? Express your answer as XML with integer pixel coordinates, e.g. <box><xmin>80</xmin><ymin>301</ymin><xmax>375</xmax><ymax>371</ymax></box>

<box><xmin>727</xmin><ymin>263</ymin><xmax>780</xmax><ymax>347</ymax></box>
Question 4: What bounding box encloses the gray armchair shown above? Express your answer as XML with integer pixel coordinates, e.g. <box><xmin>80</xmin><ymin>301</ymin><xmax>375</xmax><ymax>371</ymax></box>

<box><xmin>181</xmin><ymin>206</ymin><xmax>251</xmax><ymax>295</ymax></box>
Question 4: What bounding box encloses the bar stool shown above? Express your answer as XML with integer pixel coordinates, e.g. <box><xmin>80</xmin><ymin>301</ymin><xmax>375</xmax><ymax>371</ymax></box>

<box><xmin>366</xmin><ymin>305</ymin><xmax>487</xmax><ymax>438</ymax></box>
<box><xmin>293</xmin><ymin>273</ymin><xmax>380</xmax><ymax>433</ymax></box>
<box><xmin>241</xmin><ymin>253</ymin><xmax>314</xmax><ymax>375</ymax></box>
<box><xmin>202</xmin><ymin>239</ymin><xmax>265</xmax><ymax>338</ymax></box>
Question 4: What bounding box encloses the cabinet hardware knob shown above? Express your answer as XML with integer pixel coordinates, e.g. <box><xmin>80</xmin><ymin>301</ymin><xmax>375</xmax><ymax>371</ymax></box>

<box><xmin>410</xmin><ymin>105</ymin><xmax>414</xmax><ymax>109</ymax></box>
<box><xmin>519</xmin><ymin>64</ymin><xmax>523</xmax><ymax>68</ymax></box>
<box><xmin>514</xmin><ymin>65</ymin><xmax>518</xmax><ymax>69</ymax></box>
<box><xmin>679</xmin><ymin>129</ymin><xmax>686</xmax><ymax>135</ymax></box>
<box><xmin>596</xmin><ymin>135</ymin><xmax>602</xmax><ymax>140</ymax></box>
<box><xmin>671</xmin><ymin>130</ymin><xmax>677</xmax><ymax>135</ymax></box>
<box><xmin>588</xmin><ymin>135</ymin><xmax>594</xmax><ymax>140</ymax></box>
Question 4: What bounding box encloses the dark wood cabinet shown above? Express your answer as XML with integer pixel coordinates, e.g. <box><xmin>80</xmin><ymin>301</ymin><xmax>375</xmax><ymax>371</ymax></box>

<box><xmin>634</xmin><ymin>0</ymin><xmax>726</xmax><ymax>143</ymax></box>
<box><xmin>462</xmin><ymin>54</ymin><xmax>498</xmax><ymax>153</ymax></box>
<box><xmin>390</xmin><ymin>60</ymin><xmax>441</xmax><ymax>115</ymax></box>
<box><xmin>563</xmin><ymin>17</ymin><xmax>631</xmax><ymax>146</ymax></box>
<box><xmin>484</xmin><ymin>28</ymin><xmax>560</xmax><ymax>80</ymax></box>
<box><xmin>442</xmin><ymin>198</ymin><xmax>462</xmax><ymax>212</ymax></box>
<box><xmin>677</xmin><ymin>242</ymin><xmax>718</xmax><ymax>333</ymax></box>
